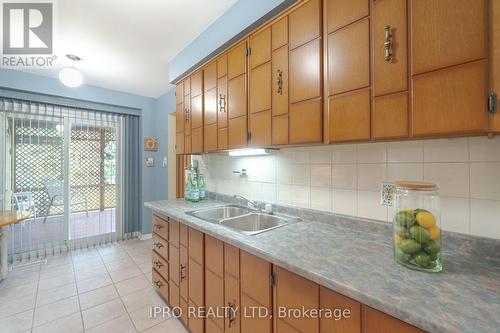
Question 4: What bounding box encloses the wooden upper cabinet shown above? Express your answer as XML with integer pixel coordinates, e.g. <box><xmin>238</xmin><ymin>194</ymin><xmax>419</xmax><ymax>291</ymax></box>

<box><xmin>184</xmin><ymin>94</ymin><xmax>191</xmax><ymax>135</ymax></box>
<box><xmin>228</xmin><ymin>74</ymin><xmax>247</xmax><ymax>119</ymax></box>
<box><xmin>250</xmin><ymin>27</ymin><xmax>271</xmax><ymax>69</ymax></box>
<box><xmin>274</xmin><ymin>267</ymin><xmax>319</xmax><ymax>333</ymax></box>
<box><xmin>184</xmin><ymin>77</ymin><xmax>191</xmax><ymax>96</ymax></box>
<box><xmin>228</xmin><ymin>41</ymin><xmax>247</xmax><ymax>80</ymax></box>
<box><xmin>411</xmin><ymin>0</ymin><xmax>486</xmax><ymax>75</ymax></box>
<box><xmin>176</xmin><ymin>102</ymin><xmax>184</xmax><ymax>133</ymax></box>
<box><xmin>272</xmin><ymin>45</ymin><xmax>289</xmax><ymax>116</ymax></box>
<box><xmin>176</xmin><ymin>132</ymin><xmax>185</xmax><ymax>154</ymax></box>
<box><xmin>217</xmin><ymin>54</ymin><xmax>228</xmax><ymax>78</ymax></box>
<box><xmin>290</xmin><ymin>38</ymin><xmax>321</xmax><ymax>103</ymax></box>
<box><xmin>228</xmin><ymin>115</ymin><xmax>248</xmax><ymax>149</ymax></box>
<box><xmin>289</xmin><ymin>0</ymin><xmax>321</xmax><ymax>49</ymax></box>
<box><xmin>176</xmin><ymin>83</ymin><xmax>184</xmax><ymax>105</ymax></box>
<box><xmin>329</xmin><ymin>89</ymin><xmax>371</xmax><ymax>142</ymax></box>
<box><xmin>250</xmin><ymin>62</ymin><xmax>272</xmax><ymax>114</ymax></box>
<box><xmin>491</xmin><ymin>0</ymin><xmax>500</xmax><ymax>132</ymax></box>
<box><xmin>373</xmin><ymin>0</ymin><xmax>408</xmax><ymax>96</ymax></box>
<box><xmin>191</xmin><ymin>71</ymin><xmax>203</xmax><ymax>97</ymax></box>
<box><xmin>204</xmin><ymin>61</ymin><xmax>217</xmax><ymax>92</ymax></box>
<box><xmin>272</xmin><ymin>16</ymin><xmax>288</xmax><ymax>50</ymax></box>
<box><xmin>362</xmin><ymin>306</ymin><xmax>425</xmax><ymax>333</ymax></box>
<box><xmin>204</xmin><ymin>123</ymin><xmax>217</xmax><ymax>152</ymax></box>
<box><xmin>328</xmin><ymin>18</ymin><xmax>370</xmax><ymax>95</ymax></box>
<box><xmin>217</xmin><ymin>76</ymin><xmax>228</xmax><ymax>128</ymax></box>
<box><xmin>290</xmin><ymin>99</ymin><xmax>322</xmax><ymax>144</ymax></box>
<box><xmin>191</xmin><ymin>127</ymin><xmax>204</xmax><ymax>154</ymax></box>
<box><xmin>373</xmin><ymin>92</ymin><xmax>408</xmax><ymax>140</ymax></box>
<box><xmin>412</xmin><ymin>60</ymin><xmax>487</xmax><ymax>136</ymax></box>
<box><xmin>204</xmin><ymin>87</ymin><xmax>217</xmax><ymax>125</ymax></box>
<box><xmin>249</xmin><ymin>110</ymin><xmax>272</xmax><ymax>146</ymax></box>
<box><xmin>191</xmin><ymin>94</ymin><xmax>203</xmax><ymax>129</ymax></box>
<box><xmin>320</xmin><ymin>286</ymin><xmax>361</xmax><ymax>333</ymax></box>
<box><xmin>326</xmin><ymin>0</ymin><xmax>369</xmax><ymax>33</ymax></box>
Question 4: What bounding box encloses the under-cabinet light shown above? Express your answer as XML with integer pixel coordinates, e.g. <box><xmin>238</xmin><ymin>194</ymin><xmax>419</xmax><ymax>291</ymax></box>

<box><xmin>228</xmin><ymin>149</ymin><xmax>269</xmax><ymax>157</ymax></box>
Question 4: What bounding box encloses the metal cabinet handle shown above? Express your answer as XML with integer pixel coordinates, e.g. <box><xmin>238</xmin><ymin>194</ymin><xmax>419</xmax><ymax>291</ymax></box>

<box><xmin>153</xmin><ymin>260</ymin><xmax>164</xmax><ymax>268</ymax></box>
<box><xmin>154</xmin><ymin>280</ymin><xmax>164</xmax><ymax>288</ymax></box>
<box><xmin>228</xmin><ymin>302</ymin><xmax>236</xmax><ymax>327</ymax></box>
<box><xmin>219</xmin><ymin>94</ymin><xmax>226</xmax><ymax>113</ymax></box>
<box><xmin>154</xmin><ymin>223</ymin><xmax>164</xmax><ymax>230</ymax></box>
<box><xmin>185</xmin><ymin>109</ymin><xmax>190</xmax><ymax>122</ymax></box>
<box><xmin>276</xmin><ymin>69</ymin><xmax>283</xmax><ymax>95</ymax></box>
<box><xmin>180</xmin><ymin>264</ymin><xmax>187</xmax><ymax>281</ymax></box>
<box><xmin>384</xmin><ymin>25</ymin><xmax>393</xmax><ymax>62</ymax></box>
<box><xmin>153</xmin><ymin>242</ymin><xmax>164</xmax><ymax>249</ymax></box>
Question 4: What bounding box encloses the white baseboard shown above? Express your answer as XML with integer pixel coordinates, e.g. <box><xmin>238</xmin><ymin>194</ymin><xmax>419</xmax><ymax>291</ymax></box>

<box><xmin>139</xmin><ymin>233</ymin><xmax>152</xmax><ymax>240</ymax></box>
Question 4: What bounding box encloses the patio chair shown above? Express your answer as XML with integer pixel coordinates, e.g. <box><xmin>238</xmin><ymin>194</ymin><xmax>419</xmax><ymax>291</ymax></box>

<box><xmin>43</xmin><ymin>180</ymin><xmax>89</xmax><ymax>223</ymax></box>
<box><xmin>12</xmin><ymin>191</ymin><xmax>37</xmax><ymax>220</ymax></box>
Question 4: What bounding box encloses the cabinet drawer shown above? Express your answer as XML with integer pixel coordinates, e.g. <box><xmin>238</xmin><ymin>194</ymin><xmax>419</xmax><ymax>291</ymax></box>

<box><xmin>152</xmin><ymin>214</ymin><xmax>169</xmax><ymax>240</ymax></box>
<box><xmin>169</xmin><ymin>244</ymin><xmax>180</xmax><ymax>286</ymax></box>
<box><xmin>169</xmin><ymin>219</ymin><xmax>180</xmax><ymax>248</ymax></box>
<box><xmin>320</xmin><ymin>286</ymin><xmax>361</xmax><ymax>333</ymax></box>
<box><xmin>152</xmin><ymin>234</ymin><xmax>168</xmax><ymax>260</ymax></box>
<box><xmin>189</xmin><ymin>228</ymin><xmax>204</xmax><ymax>264</ymax></box>
<box><xmin>240</xmin><ymin>251</ymin><xmax>271</xmax><ymax>307</ymax></box>
<box><xmin>205</xmin><ymin>269</ymin><xmax>225</xmax><ymax>330</ymax></box>
<box><xmin>189</xmin><ymin>258</ymin><xmax>204</xmax><ymax>307</ymax></box>
<box><xmin>224</xmin><ymin>243</ymin><xmax>239</xmax><ymax>279</ymax></box>
<box><xmin>152</xmin><ymin>269</ymin><xmax>169</xmax><ymax>300</ymax></box>
<box><xmin>205</xmin><ymin>235</ymin><xmax>224</xmax><ymax>277</ymax></box>
<box><xmin>180</xmin><ymin>224</ymin><xmax>188</xmax><ymax>247</ymax></box>
<box><xmin>152</xmin><ymin>250</ymin><xmax>168</xmax><ymax>281</ymax></box>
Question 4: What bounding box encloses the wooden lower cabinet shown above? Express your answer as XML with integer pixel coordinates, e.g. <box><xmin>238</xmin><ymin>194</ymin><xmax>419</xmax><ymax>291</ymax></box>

<box><xmin>152</xmin><ymin>214</ymin><xmax>427</xmax><ymax>333</ymax></box>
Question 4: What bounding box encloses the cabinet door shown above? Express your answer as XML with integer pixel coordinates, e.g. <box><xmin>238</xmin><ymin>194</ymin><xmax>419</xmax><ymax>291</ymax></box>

<box><xmin>205</xmin><ymin>61</ymin><xmax>217</xmax><ymax>92</ymax></box>
<box><xmin>412</xmin><ymin>0</ymin><xmax>486</xmax><ymax>75</ymax></box>
<box><xmin>289</xmin><ymin>0</ymin><xmax>321</xmax><ymax>49</ymax></box>
<box><xmin>176</xmin><ymin>83</ymin><xmax>184</xmax><ymax>105</ymax></box>
<box><xmin>225</xmin><ymin>274</ymin><xmax>240</xmax><ymax>333</ymax></box>
<box><xmin>218</xmin><ymin>128</ymin><xmax>228</xmax><ymax>150</ymax></box>
<box><xmin>250</xmin><ymin>62</ymin><xmax>272</xmax><ymax>114</ymax></box>
<box><xmin>272</xmin><ymin>45</ymin><xmax>289</xmax><ymax>117</ymax></box>
<box><xmin>290</xmin><ymin>99</ymin><xmax>322</xmax><ymax>144</ymax></box>
<box><xmin>176</xmin><ymin>102</ymin><xmax>184</xmax><ymax>133</ymax></box>
<box><xmin>328</xmin><ymin>18</ymin><xmax>370</xmax><ymax>95</ymax></box>
<box><xmin>272</xmin><ymin>114</ymin><xmax>288</xmax><ymax>145</ymax></box>
<box><xmin>189</xmin><ymin>228</ymin><xmax>204</xmax><ymax>264</ymax></box>
<box><xmin>192</xmin><ymin>127</ymin><xmax>203</xmax><ymax>153</ymax></box>
<box><xmin>191</xmin><ymin>71</ymin><xmax>203</xmax><ymax>97</ymax></box>
<box><xmin>189</xmin><ymin>299</ymin><xmax>205</xmax><ymax>333</ymax></box>
<box><xmin>240</xmin><ymin>251</ymin><xmax>271</xmax><ymax>307</ymax></box>
<box><xmin>218</xmin><ymin>54</ymin><xmax>227</xmax><ymax>78</ymax></box>
<box><xmin>290</xmin><ymin>39</ymin><xmax>321</xmax><ymax>103</ymax></box>
<box><xmin>189</xmin><ymin>257</ymin><xmax>204</xmax><ymax>308</ymax></box>
<box><xmin>228</xmin><ymin>116</ymin><xmax>248</xmax><ymax>149</ymax></box>
<box><xmin>184</xmin><ymin>135</ymin><xmax>192</xmax><ymax>154</ymax></box>
<box><xmin>228</xmin><ymin>41</ymin><xmax>247</xmax><ymax>80</ymax></box>
<box><xmin>169</xmin><ymin>244</ymin><xmax>180</xmax><ymax>286</ymax></box>
<box><xmin>228</xmin><ymin>74</ymin><xmax>247</xmax><ymax>119</ymax></box>
<box><xmin>274</xmin><ymin>267</ymin><xmax>319</xmax><ymax>333</ymax></box>
<box><xmin>204</xmin><ymin>123</ymin><xmax>217</xmax><ymax>152</ymax></box>
<box><xmin>217</xmin><ymin>76</ymin><xmax>228</xmax><ymax>128</ymax></box>
<box><xmin>184</xmin><ymin>95</ymin><xmax>191</xmax><ymax>135</ymax></box>
<box><xmin>326</xmin><ymin>0</ymin><xmax>369</xmax><ymax>34</ymax></box>
<box><xmin>373</xmin><ymin>0</ymin><xmax>408</xmax><ymax>96</ymax></box>
<box><xmin>169</xmin><ymin>219</ymin><xmax>179</xmax><ymax>247</ymax></box>
<box><xmin>329</xmin><ymin>89</ymin><xmax>370</xmax><ymax>142</ymax></box>
<box><xmin>362</xmin><ymin>306</ymin><xmax>425</xmax><ymax>333</ymax></box>
<box><xmin>250</xmin><ymin>27</ymin><xmax>271</xmax><ymax>69</ymax></box>
<box><xmin>206</xmin><ymin>269</ymin><xmax>225</xmax><ymax>330</ymax></box>
<box><xmin>241</xmin><ymin>293</ymin><xmax>272</xmax><ymax>333</ymax></box>
<box><xmin>272</xmin><ymin>16</ymin><xmax>288</xmax><ymax>50</ymax></box>
<box><xmin>191</xmin><ymin>94</ymin><xmax>203</xmax><ymax>129</ymax></box>
<box><xmin>205</xmin><ymin>235</ymin><xmax>224</xmax><ymax>277</ymax></box>
<box><xmin>180</xmin><ymin>246</ymin><xmax>188</xmax><ymax>301</ymax></box>
<box><xmin>176</xmin><ymin>132</ymin><xmax>184</xmax><ymax>154</ymax></box>
<box><xmin>320</xmin><ymin>286</ymin><xmax>361</xmax><ymax>333</ymax></box>
<box><xmin>412</xmin><ymin>61</ymin><xmax>487</xmax><ymax>136</ymax></box>
<box><xmin>204</xmin><ymin>88</ymin><xmax>217</xmax><ymax>125</ymax></box>
<box><xmin>184</xmin><ymin>77</ymin><xmax>191</xmax><ymax>97</ymax></box>
<box><xmin>249</xmin><ymin>110</ymin><xmax>271</xmax><ymax>146</ymax></box>
<box><xmin>490</xmin><ymin>0</ymin><xmax>500</xmax><ymax>132</ymax></box>
<box><xmin>373</xmin><ymin>92</ymin><xmax>408</xmax><ymax>140</ymax></box>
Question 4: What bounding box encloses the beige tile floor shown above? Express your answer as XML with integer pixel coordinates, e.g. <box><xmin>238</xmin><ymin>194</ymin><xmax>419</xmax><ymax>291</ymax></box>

<box><xmin>0</xmin><ymin>238</ymin><xmax>189</xmax><ymax>333</ymax></box>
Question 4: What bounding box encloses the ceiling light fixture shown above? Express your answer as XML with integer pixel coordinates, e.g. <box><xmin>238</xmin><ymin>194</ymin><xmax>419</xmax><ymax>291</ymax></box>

<box><xmin>228</xmin><ymin>149</ymin><xmax>270</xmax><ymax>157</ymax></box>
<box><xmin>59</xmin><ymin>54</ymin><xmax>83</xmax><ymax>87</ymax></box>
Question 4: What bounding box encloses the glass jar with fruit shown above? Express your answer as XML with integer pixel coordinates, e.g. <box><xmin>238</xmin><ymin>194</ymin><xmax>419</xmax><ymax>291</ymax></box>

<box><xmin>393</xmin><ymin>181</ymin><xmax>442</xmax><ymax>272</ymax></box>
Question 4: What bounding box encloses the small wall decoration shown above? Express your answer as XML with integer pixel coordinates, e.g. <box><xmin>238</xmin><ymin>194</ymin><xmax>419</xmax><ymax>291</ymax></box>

<box><xmin>145</xmin><ymin>157</ymin><xmax>154</xmax><ymax>167</ymax></box>
<box><xmin>144</xmin><ymin>137</ymin><xmax>158</xmax><ymax>151</ymax></box>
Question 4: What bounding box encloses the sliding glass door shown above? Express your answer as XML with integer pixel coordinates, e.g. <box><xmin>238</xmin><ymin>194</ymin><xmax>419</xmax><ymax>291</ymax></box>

<box><xmin>1</xmin><ymin>102</ymin><xmax>122</xmax><ymax>261</ymax></box>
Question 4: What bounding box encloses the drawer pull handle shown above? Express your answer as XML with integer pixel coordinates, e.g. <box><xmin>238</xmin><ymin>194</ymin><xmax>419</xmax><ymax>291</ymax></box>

<box><xmin>153</xmin><ymin>260</ymin><xmax>164</xmax><ymax>268</ymax></box>
<box><xmin>185</xmin><ymin>109</ymin><xmax>190</xmax><ymax>122</ymax></box>
<box><xmin>154</xmin><ymin>280</ymin><xmax>164</xmax><ymax>288</ymax></box>
<box><xmin>384</xmin><ymin>25</ymin><xmax>393</xmax><ymax>62</ymax></box>
<box><xmin>276</xmin><ymin>69</ymin><xmax>283</xmax><ymax>95</ymax></box>
<box><xmin>219</xmin><ymin>94</ymin><xmax>226</xmax><ymax>113</ymax></box>
<box><xmin>154</xmin><ymin>242</ymin><xmax>164</xmax><ymax>249</ymax></box>
<box><xmin>180</xmin><ymin>264</ymin><xmax>187</xmax><ymax>281</ymax></box>
<box><xmin>154</xmin><ymin>224</ymin><xmax>164</xmax><ymax>230</ymax></box>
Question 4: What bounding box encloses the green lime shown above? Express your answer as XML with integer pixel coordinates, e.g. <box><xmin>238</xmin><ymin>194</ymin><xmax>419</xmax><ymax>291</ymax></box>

<box><xmin>429</xmin><ymin>252</ymin><xmax>440</xmax><ymax>261</ymax></box>
<box><xmin>394</xmin><ymin>211</ymin><xmax>416</xmax><ymax>228</ymax></box>
<box><xmin>413</xmin><ymin>251</ymin><xmax>431</xmax><ymax>267</ymax></box>
<box><xmin>410</xmin><ymin>225</ymin><xmax>431</xmax><ymax>244</ymax></box>
<box><xmin>423</xmin><ymin>240</ymin><xmax>441</xmax><ymax>254</ymax></box>
<box><xmin>394</xmin><ymin>224</ymin><xmax>410</xmax><ymax>238</ymax></box>
<box><xmin>395</xmin><ymin>248</ymin><xmax>412</xmax><ymax>263</ymax></box>
<box><xmin>399</xmin><ymin>239</ymin><xmax>421</xmax><ymax>254</ymax></box>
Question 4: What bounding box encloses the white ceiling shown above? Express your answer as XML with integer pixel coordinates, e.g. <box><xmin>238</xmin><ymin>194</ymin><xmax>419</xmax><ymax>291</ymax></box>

<box><xmin>20</xmin><ymin>0</ymin><xmax>238</xmax><ymax>98</ymax></box>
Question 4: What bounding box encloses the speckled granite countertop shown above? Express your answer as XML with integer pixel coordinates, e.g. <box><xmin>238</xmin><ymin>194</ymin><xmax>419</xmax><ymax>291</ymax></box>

<box><xmin>145</xmin><ymin>199</ymin><xmax>500</xmax><ymax>333</ymax></box>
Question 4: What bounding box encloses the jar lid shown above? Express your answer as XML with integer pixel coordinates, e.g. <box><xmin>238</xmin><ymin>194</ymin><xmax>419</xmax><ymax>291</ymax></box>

<box><xmin>395</xmin><ymin>181</ymin><xmax>437</xmax><ymax>190</ymax></box>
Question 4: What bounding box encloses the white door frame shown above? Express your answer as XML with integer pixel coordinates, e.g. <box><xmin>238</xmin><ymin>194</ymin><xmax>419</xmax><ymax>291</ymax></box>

<box><xmin>167</xmin><ymin>112</ymin><xmax>176</xmax><ymax>199</ymax></box>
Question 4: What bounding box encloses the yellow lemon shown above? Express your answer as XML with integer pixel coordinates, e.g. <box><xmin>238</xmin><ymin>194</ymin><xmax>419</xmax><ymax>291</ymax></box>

<box><xmin>416</xmin><ymin>212</ymin><xmax>436</xmax><ymax>229</ymax></box>
<box><xmin>428</xmin><ymin>226</ymin><xmax>441</xmax><ymax>240</ymax></box>
<box><xmin>394</xmin><ymin>234</ymin><xmax>403</xmax><ymax>245</ymax></box>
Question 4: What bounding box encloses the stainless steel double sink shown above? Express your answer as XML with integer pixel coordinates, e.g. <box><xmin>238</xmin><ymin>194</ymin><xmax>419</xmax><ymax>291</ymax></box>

<box><xmin>186</xmin><ymin>204</ymin><xmax>301</xmax><ymax>235</ymax></box>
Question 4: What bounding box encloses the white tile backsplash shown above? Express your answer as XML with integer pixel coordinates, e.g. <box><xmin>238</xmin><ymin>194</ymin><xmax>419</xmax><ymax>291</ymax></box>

<box><xmin>198</xmin><ymin>136</ymin><xmax>500</xmax><ymax>240</ymax></box>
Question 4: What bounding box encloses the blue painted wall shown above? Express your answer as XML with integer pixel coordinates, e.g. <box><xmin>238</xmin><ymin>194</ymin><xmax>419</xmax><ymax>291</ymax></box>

<box><xmin>0</xmin><ymin>68</ymin><xmax>169</xmax><ymax>234</ymax></box>
<box><xmin>169</xmin><ymin>0</ymin><xmax>295</xmax><ymax>82</ymax></box>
